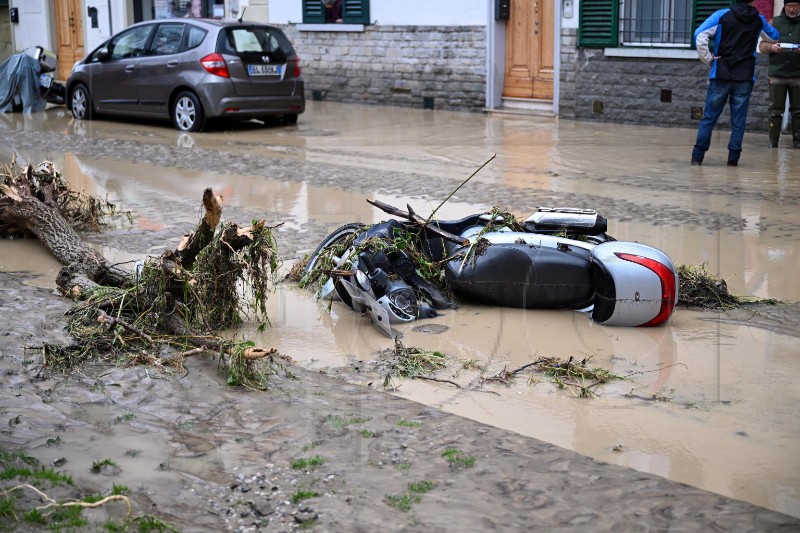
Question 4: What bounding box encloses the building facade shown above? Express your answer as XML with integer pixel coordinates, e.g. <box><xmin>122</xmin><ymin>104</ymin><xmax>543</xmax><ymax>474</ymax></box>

<box><xmin>2</xmin><ymin>0</ymin><xmax>787</xmax><ymax>132</ymax></box>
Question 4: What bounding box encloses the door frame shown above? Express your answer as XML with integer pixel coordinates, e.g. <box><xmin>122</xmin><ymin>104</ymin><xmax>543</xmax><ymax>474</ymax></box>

<box><xmin>54</xmin><ymin>0</ymin><xmax>85</xmax><ymax>80</ymax></box>
<box><xmin>486</xmin><ymin>0</ymin><xmax>561</xmax><ymax>113</ymax></box>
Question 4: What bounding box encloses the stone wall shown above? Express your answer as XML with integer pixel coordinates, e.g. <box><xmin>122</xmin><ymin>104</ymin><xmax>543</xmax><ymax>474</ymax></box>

<box><xmin>0</xmin><ymin>11</ymin><xmax>12</xmax><ymax>61</ymax></box>
<box><xmin>559</xmin><ymin>28</ymin><xmax>772</xmax><ymax>133</ymax></box>
<box><xmin>280</xmin><ymin>25</ymin><xmax>487</xmax><ymax>112</ymax></box>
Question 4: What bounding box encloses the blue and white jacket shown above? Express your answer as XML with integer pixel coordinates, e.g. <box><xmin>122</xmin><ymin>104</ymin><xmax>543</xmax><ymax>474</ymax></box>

<box><xmin>695</xmin><ymin>3</ymin><xmax>779</xmax><ymax>82</ymax></box>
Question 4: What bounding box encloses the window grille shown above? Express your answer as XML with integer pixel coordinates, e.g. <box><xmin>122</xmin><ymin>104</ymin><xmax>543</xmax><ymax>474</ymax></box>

<box><xmin>620</xmin><ymin>0</ymin><xmax>693</xmax><ymax>46</ymax></box>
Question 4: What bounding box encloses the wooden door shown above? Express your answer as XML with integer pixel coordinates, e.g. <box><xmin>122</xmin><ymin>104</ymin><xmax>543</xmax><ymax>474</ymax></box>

<box><xmin>503</xmin><ymin>0</ymin><xmax>554</xmax><ymax>100</ymax></box>
<box><xmin>54</xmin><ymin>0</ymin><xmax>84</xmax><ymax>80</ymax></box>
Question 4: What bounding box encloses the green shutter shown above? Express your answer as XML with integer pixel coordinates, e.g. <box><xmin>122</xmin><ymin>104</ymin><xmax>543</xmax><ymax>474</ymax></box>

<box><xmin>578</xmin><ymin>0</ymin><xmax>619</xmax><ymax>48</ymax></box>
<box><xmin>692</xmin><ymin>0</ymin><xmax>733</xmax><ymax>30</ymax></box>
<box><xmin>303</xmin><ymin>0</ymin><xmax>325</xmax><ymax>23</ymax></box>
<box><xmin>691</xmin><ymin>1</ymin><xmax>732</xmax><ymax>48</ymax></box>
<box><xmin>343</xmin><ymin>0</ymin><xmax>369</xmax><ymax>24</ymax></box>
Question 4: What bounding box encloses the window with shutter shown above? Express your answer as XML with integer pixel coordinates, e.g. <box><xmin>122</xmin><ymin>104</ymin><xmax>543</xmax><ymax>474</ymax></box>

<box><xmin>692</xmin><ymin>0</ymin><xmax>732</xmax><ymax>35</ymax></box>
<box><xmin>578</xmin><ymin>0</ymin><xmax>619</xmax><ymax>47</ymax></box>
<box><xmin>342</xmin><ymin>0</ymin><xmax>370</xmax><ymax>24</ymax></box>
<box><xmin>302</xmin><ymin>0</ymin><xmax>370</xmax><ymax>24</ymax></box>
<box><xmin>303</xmin><ymin>0</ymin><xmax>326</xmax><ymax>23</ymax></box>
<box><xmin>579</xmin><ymin>0</ymin><xmax>732</xmax><ymax>48</ymax></box>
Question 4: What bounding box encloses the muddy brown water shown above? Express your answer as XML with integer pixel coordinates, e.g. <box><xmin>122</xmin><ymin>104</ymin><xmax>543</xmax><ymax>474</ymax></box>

<box><xmin>1</xmin><ymin>103</ymin><xmax>799</xmax><ymax>521</ymax></box>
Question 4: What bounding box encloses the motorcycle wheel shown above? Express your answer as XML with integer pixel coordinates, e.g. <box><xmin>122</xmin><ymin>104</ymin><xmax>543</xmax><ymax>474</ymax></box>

<box><xmin>303</xmin><ymin>223</ymin><xmax>366</xmax><ymax>277</ymax></box>
<box><xmin>300</xmin><ymin>222</ymin><xmax>366</xmax><ymax>307</ymax></box>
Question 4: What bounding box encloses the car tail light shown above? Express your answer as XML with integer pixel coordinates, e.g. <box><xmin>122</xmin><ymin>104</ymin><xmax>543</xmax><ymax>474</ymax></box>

<box><xmin>615</xmin><ymin>253</ymin><xmax>676</xmax><ymax>327</ymax></box>
<box><xmin>200</xmin><ymin>53</ymin><xmax>229</xmax><ymax>78</ymax></box>
<box><xmin>293</xmin><ymin>56</ymin><xmax>301</xmax><ymax>78</ymax></box>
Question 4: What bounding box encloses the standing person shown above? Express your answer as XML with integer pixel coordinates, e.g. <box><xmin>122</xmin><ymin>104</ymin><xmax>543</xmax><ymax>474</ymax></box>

<box><xmin>759</xmin><ymin>0</ymin><xmax>800</xmax><ymax>148</ymax></box>
<box><xmin>691</xmin><ymin>0</ymin><xmax>780</xmax><ymax>166</ymax></box>
<box><xmin>323</xmin><ymin>0</ymin><xmax>343</xmax><ymax>23</ymax></box>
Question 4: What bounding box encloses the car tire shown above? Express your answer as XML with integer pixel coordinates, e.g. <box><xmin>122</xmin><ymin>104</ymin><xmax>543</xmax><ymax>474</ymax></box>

<box><xmin>282</xmin><ymin>114</ymin><xmax>298</xmax><ymax>126</ymax></box>
<box><xmin>70</xmin><ymin>83</ymin><xmax>94</xmax><ymax>121</ymax></box>
<box><xmin>172</xmin><ymin>91</ymin><xmax>206</xmax><ymax>132</ymax></box>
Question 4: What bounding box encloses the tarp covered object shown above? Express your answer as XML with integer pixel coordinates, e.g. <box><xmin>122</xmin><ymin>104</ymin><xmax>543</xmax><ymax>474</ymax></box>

<box><xmin>0</xmin><ymin>53</ymin><xmax>45</xmax><ymax>113</ymax></box>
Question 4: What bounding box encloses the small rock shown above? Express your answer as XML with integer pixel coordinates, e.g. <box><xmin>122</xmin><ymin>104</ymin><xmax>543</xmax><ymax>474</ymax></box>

<box><xmin>294</xmin><ymin>506</ymin><xmax>318</xmax><ymax>524</ymax></box>
<box><xmin>250</xmin><ymin>500</ymin><xmax>274</xmax><ymax>517</ymax></box>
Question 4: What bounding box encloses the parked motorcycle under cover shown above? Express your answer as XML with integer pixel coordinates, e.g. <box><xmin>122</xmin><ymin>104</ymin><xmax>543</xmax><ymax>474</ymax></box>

<box><xmin>0</xmin><ymin>48</ymin><xmax>65</xmax><ymax>113</ymax></box>
<box><xmin>302</xmin><ymin>207</ymin><xmax>679</xmax><ymax>336</ymax></box>
<box><xmin>0</xmin><ymin>53</ymin><xmax>46</xmax><ymax>114</ymax></box>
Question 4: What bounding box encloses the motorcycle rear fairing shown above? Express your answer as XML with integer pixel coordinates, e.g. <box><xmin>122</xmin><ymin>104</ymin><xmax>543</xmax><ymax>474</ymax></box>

<box><xmin>591</xmin><ymin>242</ymin><xmax>678</xmax><ymax>327</ymax></box>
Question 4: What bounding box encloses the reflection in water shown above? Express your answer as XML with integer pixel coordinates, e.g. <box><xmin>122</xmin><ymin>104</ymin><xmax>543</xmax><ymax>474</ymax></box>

<box><xmin>2</xmin><ymin>103</ymin><xmax>799</xmax><ymax>517</ymax></box>
<box><xmin>177</xmin><ymin>133</ymin><xmax>195</xmax><ymax>149</ymax></box>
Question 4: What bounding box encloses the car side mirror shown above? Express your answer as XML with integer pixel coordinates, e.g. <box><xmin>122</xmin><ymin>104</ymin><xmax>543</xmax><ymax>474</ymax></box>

<box><xmin>96</xmin><ymin>47</ymin><xmax>110</xmax><ymax>61</ymax></box>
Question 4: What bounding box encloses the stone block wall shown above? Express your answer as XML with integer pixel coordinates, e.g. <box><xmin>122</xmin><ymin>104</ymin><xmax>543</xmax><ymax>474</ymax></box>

<box><xmin>559</xmin><ymin>28</ymin><xmax>772</xmax><ymax>132</ymax></box>
<box><xmin>0</xmin><ymin>11</ymin><xmax>12</xmax><ymax>61</ymax></box>
<box><xmin>280</xmin><ymin>25</ymin><xmax>487</xmax><ymax>112</ymax></box>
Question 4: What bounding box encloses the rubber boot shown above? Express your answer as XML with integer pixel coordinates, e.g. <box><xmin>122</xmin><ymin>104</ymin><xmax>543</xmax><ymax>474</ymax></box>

<box><xmin>768</xmin><ymin>117</ymin><xmax>781</xmax><ymax>148</ymax></box>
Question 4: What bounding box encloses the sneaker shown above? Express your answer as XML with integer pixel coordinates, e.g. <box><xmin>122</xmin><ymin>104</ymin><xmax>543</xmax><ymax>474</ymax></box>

<box><xmin>727</xmin><ymin>160</ymin><xmax>738</xmax><ymax>167</ymax></box>
<box><xmin>691</xmin><ymin>159</ymin><xmax>703</xmax><ymax>166</ymax></box>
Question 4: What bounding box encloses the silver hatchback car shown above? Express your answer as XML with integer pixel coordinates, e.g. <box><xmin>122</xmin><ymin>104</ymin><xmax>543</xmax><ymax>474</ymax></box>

<box><xmin>67</xmin><ymin>19</ymin><xmax>305</xmax><ymax>132</ymax></box>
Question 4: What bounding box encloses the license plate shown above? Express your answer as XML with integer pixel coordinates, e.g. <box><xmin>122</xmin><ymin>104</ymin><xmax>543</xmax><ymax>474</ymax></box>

<box><xmin>247</xmin><ymin>63</ymin><xmax>282</xmax><ymax>76</ymax></box>
<box><xmin>39</xmin><ymin>73</ymin><xmax>52</xmax><ymax>88</ymax></box>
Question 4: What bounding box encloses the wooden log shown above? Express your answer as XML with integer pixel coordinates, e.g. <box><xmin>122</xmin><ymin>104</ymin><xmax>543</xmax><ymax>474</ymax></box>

<box><xmin>366</xmin><ymin>199</ymin><xmax>469</xmax><ymax>246</ymax></box>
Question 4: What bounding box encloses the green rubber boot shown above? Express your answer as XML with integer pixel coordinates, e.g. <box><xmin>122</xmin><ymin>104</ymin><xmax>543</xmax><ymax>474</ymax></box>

<box><xmin>769</xmin><ymin>117</ymin><xmax>781</xmax><ymax>148</ymax></box>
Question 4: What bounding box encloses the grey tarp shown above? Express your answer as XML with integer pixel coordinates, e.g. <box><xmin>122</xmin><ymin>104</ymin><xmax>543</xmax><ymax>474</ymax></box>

<box><xmin>0</xmin><ymin>53</ymin><xmax>45</xmax><ymax>113</ymax></box>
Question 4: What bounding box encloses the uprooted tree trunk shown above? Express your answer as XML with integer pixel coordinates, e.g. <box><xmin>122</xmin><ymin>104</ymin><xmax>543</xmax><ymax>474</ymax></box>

<box><xmin>1</xmin><ymin>158</ymin><xmax>282</xmax><ymax>381</ymax></box>
<box><xmin>1</xmin><ymin>158</ymin><xmax>131</xmax><ymax>287</ymax></box>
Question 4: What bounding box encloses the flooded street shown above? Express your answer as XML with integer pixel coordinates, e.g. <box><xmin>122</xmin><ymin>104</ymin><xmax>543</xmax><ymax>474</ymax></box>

<box><xmin>2</xmin><ymin>102</ymin><xmax>799</xmax><ymax>522</ymax></box>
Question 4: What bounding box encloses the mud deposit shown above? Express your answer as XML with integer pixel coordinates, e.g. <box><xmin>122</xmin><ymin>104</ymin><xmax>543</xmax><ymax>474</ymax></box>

<box><xmin>1</xmin><ymin>274</ymin><xmax>796</xmax><ymax>532</ymax></box>
<box><xmin>2</xmin><ymin>104</ymin><xmax>800</xmax><ymax>530</ymax></box>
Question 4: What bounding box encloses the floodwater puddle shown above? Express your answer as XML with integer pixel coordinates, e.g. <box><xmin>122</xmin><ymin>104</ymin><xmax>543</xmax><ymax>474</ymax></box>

<box><xmin>248</xmin><ymin>283</ymin><xmax>800</xmax><ymax>517</ymax></box>
<box><xmin>1</xmin><ymin>103</ymin><xmax>798</xmax><ymax>518</ymax></box>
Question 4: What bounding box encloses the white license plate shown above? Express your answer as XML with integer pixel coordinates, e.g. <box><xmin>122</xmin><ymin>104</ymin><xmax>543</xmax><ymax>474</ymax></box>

<box><xmin>247</xmin><ymin>64</ymin><xmax>282</xmax><ymax>76</ymax></box>
<box><xmin>39</xmin><ymin>73</ymin><xmax>52</xmax><ymax>88</ymax></box>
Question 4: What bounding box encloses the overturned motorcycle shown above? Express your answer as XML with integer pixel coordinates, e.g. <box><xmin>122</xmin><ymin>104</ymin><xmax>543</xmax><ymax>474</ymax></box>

<box><xmin>300</xmin><ymin>201</ymin><xmax>678</xmax><ymax>337</ymax></box>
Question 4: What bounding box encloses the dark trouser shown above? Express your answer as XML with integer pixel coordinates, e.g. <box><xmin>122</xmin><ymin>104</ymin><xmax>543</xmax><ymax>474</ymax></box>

<box><xmin>768</xmin><ymin>81</ymin><xmax>800</xmax><ymax>148</ymax></box>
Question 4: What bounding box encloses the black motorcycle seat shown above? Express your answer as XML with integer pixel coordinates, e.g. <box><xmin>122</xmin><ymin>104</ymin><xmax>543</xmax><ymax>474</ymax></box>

<box><xmin>443</xmin><ymin>242</ymin><xmax>594</xmax><ymax>309</ymax></box>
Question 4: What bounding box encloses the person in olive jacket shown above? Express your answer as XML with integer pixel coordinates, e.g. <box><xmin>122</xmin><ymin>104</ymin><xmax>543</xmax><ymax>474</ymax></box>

<box><xmin>759</xmin><ymin>0</ymin><xmax>800</xmax><ymax>148</ymax></box>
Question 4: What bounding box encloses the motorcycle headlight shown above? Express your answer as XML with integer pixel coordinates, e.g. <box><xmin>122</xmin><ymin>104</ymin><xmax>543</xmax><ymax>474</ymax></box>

<box><xmin>380</xmin><ymin>282</ymin><xmax>418</xmax><ymax>322</ymax></box>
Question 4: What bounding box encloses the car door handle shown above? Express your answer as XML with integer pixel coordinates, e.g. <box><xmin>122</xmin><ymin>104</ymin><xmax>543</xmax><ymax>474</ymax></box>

<box><xmin>125</xmin><ymin>64</ymin><xmax>135</xmax><ymax>72</ymax></box>
<box><xmin>166</xmin><ymin>60</ymin><xmax>178</xmax><ymax>67</ymax></box>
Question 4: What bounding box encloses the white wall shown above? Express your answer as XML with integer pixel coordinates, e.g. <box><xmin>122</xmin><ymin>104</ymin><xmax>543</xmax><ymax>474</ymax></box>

<box><xmin>269</xmin><ymin>0</ymin><xmax>486</xmax><ymax>26</ymax></box>
<box><xmin>562</xmin><ymin>0</ymin><xmax>578</xmax><ymax>29</ymax></box>
<box><xmin>10</xmin><ymin>0</ymin><xmax>54</xmax><ymax>52</ymax></box>
<box><xmin>86</xmin><ymin>0</ymin><xmax>130</xmax><ymax>51</ymax></box>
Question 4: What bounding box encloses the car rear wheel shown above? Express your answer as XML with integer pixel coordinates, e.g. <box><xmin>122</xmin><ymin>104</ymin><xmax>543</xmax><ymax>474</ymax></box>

<box><xmin>172</xmin><ymin>91</ymin><xmax>206</xmax><ymax>132</ymax></box>
<box><xmin>70</xmin><ymin>83</ymin><xmax>94</xmax><ymax>120</ymax></box>
<box><xmin>282</xmin><ymin>114</ymin><xmax>298</xmax><ymax>126</ymax></box>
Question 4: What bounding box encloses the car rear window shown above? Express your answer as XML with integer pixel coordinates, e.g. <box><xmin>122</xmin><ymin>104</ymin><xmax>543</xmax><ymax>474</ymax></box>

<box><xmin>187</xmin><ymin>26</ymin><xmax>207</xmax><ymax>50</ymax></box>
<box><xmin>218</xmin><ymin>27</ymin><xmax>294</xmax><ymax>60</ymax></box>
